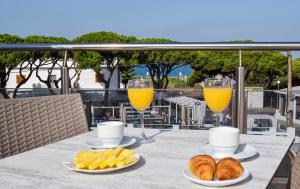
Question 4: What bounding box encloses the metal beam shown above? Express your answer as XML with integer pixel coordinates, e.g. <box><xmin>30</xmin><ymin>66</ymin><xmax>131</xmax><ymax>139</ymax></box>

<box><xmin>287</xmin><ymin>51</ymin><xmax>293</xmax><ymax>127</ymax></box>
<box><xmin>61</xmin><ymin>50</ymin><xmax>69</xmax><ymax>94</ymax></box>
<box><xmin>1</xmin><ymin>42</ymin><xmax>300</xmax><ymax>51</ymax></box>
<box><xmin>234</xmin><ymin>48</ymin><xmax>247</xmax><ymax>133</ymax></box>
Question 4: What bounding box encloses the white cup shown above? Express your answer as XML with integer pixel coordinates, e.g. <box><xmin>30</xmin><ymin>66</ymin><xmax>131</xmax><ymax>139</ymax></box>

<box><xmin>209</xmin><ymin>126</ymin><xmax>240</xmax><ymax>156</ymax></box>
<box><xmin>97</xmin><ymin>121</ymin><xmax>124</xmax><ymax>147</ymax></box>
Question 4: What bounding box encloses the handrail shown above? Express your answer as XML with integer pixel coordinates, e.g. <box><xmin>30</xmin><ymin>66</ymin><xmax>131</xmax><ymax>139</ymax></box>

<box><xmin>0</xmin><ymin>42</ymin><xmax>295</xmax><ymax>131</ymax></box>
<box><xmin>1</xmin><ymin>42</ymin><xmax>300</xmax><ymax>51</ymax></box>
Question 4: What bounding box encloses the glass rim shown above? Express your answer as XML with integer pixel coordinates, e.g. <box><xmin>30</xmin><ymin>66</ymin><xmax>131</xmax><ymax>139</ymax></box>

<box><xmin>204</xmin><ymin>78</ymin><xmax>231</xmax><ymax>81</ymax></box>
<box><xmin>128</xmin><ymin>78</ymin><xmax>152</xmax><ymax>82</ymax></box>
<box><xmin>203</xmin><ymin>77</ymin><xmax>232</xmax><ymax>88</ymax></box>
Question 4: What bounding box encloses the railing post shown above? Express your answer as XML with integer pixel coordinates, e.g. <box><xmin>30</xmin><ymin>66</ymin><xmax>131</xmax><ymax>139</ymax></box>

<box><xmin>287</xmin><ymin>51</ymin><xmax>293</xmax><ymax>127</ymax></box>
<box><xmin>168</xmin><ymin>104</ymin><xmax>171</xmax><ymax>124</ymax></box>
<box><xmin>175</xmin><ymin>104</ymin><xmax>178</xmax><ymax>123</ymax></box>
<box><xmin>61</xmin><ymin>50</ymin><xmax>70</xmax><ymax>94</ymax></box>
<box><xmin>233</xmin><ymin>50</ymin><xmax>247</xmax><ymax>134</ymax></box>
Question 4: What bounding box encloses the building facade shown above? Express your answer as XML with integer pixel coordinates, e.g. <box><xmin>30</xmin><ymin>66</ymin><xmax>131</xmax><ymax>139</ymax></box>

<box><xmin>6</xmin><ymin>60</ymin><xmax>121</xmax><ymax>90</ymax></box>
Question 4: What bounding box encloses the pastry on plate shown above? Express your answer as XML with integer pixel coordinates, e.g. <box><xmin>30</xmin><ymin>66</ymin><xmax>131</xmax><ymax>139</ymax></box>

<box><xmin>189</xmin><ymin>155</ymin><xmax>216</xmax><ymax>180</ymax></box>
<box><xmin>215</xmin><ymin>157</ymin><xmax>244</xmax><ymax>180</ymax></box>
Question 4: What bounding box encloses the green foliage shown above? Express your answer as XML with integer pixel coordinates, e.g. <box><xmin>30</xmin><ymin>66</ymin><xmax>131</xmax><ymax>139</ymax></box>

<box><xmin>73</xmin><ymin>31</ymin><xmax>137</xmax><ymax>105</ymax></box>
<box><xmin>167</xmin><ymin>77</ymin><xmax>187</xmax><ymax>88</ymax></box>
<box><xmin>0</xmin><ymin>32</ymin><xmax>297</xmax><ymax>94</ymax></box>
<box><xmin>0</xmin><ymin>34</ymin><xmax>24</xmax><ymax>69</ymax></box>
<box><xmin>119</xmin><ymin>60</ymin><xmax>135</xmax><ymax>88</ymax></box>
<box><xmin>24</xmin><ymin>35</ymin><xmax>70</xmax><ymax>60</ymax></box>
<box><xmin>292</xmin><ymin>58</ymin><xmax>300</xmax><ymax>86</ymax></box>
<box><xmin>187</xmin><ymin>70</ymin><xmax>204</xmax><ymax>86</ymax></box>
<box><xmin>73</xmin><ymin>31</ymin><xmax>137</xmax><ymax>81</ymax></box>
<box><xmin>0</xmin><ymin>34</ymin><xmax>25</xmax><ymax>98</ymax></box>
<box><xmin>189</xmin><ymin>50</ymin><xmax>287</xmax><ymax>89</ymax></box>
<box><xmin>75</xmin><ymin>51</ymin><xmax>103</xmax><ymax>72</ymax></box>
<box><xmin>74</xmin><ymin>31</ymin><xmax>136</xmax><ymax>43</ymax></box>
<box><xmin>23</xmin><ymin>35</ymin><xmax>70</xmax><ymax>88</ymax></box>
<box><xmin>189</xmin><ymin>51</ymin><xmax>238</xmax><ymax>77</ymax></box>
<box><xmin>131</xmin><ymin>38</ymin><xmax>192</xmax><ymax>89</ymax></box>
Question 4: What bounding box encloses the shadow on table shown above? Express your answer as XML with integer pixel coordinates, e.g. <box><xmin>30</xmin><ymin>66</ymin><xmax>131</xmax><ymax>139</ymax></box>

<box><xmin>242</xmin><ymin>152</ymin><xmax>260</xmax><ymax>162</ymax></box>
<box><xmin>234</xmin><ymin>143</ymin><xmax>260</xmax><ymax>162</ymax></box>
<box><xmin>231</xmin><ymin>173</ymin><xmax>253</xmax><ymax>187</ymax></box>
<box><xmin>128</xmin><ymin>129</ymin><xmax>172</xmax><ymax>149</ymax></box>
<box><xmin>148</xmin><ymin>129</ymin><xmax>172</xmax><ymax>138</ymax></box>
<box><xmin>128</xmin><ymin>136</ymin><xmax>142</xmax><ymax>149</ymax></box>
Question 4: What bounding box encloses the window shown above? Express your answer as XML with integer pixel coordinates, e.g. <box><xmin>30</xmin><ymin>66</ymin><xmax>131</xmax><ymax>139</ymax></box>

<box><xmin>16</xmin><ymin>75</ymin><xmax>26</xmax><ymax>84</ymax></box>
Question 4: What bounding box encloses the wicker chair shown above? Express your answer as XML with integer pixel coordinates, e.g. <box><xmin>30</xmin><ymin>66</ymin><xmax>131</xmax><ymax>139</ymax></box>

<box><xmin>0</xmin><ymin>94</ymin><xmax>89</xmax><ymax>159</ymax></box>
<box><xmin>290</xmin><ymin>148</ymin><xmax>300</xmax><ymax>189</ymax></box>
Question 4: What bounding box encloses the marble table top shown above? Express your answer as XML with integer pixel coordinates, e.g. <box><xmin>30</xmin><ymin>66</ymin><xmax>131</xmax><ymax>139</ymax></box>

<box><xmin>0</xmin><ymin>128</ymin><xmax>294</xmax><ymax>189</ymax></box>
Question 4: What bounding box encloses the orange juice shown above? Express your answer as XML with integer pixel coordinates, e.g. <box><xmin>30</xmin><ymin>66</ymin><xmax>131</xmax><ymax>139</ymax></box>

<box><xmin>203</xmin><ymin>87</ymin><xmax>232</xmax><ymax>113</ymax></box>
<box><xmin>128</xmin><ymin>88</ymin><xmax>154</xmax><ymax>111</ymax></box>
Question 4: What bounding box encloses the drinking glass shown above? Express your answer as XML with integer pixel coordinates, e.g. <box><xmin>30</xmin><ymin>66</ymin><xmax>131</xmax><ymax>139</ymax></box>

<box><xmin>203</xmin><ymin>78</ymin><xmax>232</xmax><ymax>127</ymax></box>
<box><xmin>127</xmin><ymin>79</ymin><xmax>155</xmax><ymax>143</ymax></box>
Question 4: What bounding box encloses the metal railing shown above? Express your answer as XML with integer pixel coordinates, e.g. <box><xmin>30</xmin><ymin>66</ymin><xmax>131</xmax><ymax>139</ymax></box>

<box><xmin>1</xmin><ymin>42</ymin><xmax>300</xmax><ymax>51</ymax></box>
<box><xmin>1</xmin><ymin>42</ymin><xmax>299</xmax><ymax>132</ymax></box>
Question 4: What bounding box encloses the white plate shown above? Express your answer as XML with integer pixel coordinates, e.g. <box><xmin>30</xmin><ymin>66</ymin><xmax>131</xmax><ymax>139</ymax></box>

<box><xmin>62</xmin><ymin>154</ymin><xmax>140</xmax><ymax>174</ymax></box>
<box><xmin>86</xmin><ymin>136</ymin><xmax>137</xmax><ymax>149</ymax></box>
<box><xmin>199</xmin><ymin>144</ymin><xmax>258</xmax><ymax>160</ymax></box>
<box><xmin>183</xmin><ymin>167</ymin><xmax>250</xmax><ymax>187</ymax></box>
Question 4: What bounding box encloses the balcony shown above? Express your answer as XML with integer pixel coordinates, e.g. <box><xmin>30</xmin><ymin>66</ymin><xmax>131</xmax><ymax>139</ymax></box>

<box><xmin>0</xmin><ymin>42</ymin><xmax>299</xmax><ymax>189</ymax></box>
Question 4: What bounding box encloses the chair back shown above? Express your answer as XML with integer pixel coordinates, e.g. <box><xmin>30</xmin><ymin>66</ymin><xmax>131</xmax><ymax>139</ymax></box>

<box><xmin>291</xmin><ymin>147</ymin><xmax>300</xmax><ymax>189</ymax></box>
<box><xmin>0</xmin><ymin>94</ymin><xmax>89</xmax><ymax>158</ymax></box>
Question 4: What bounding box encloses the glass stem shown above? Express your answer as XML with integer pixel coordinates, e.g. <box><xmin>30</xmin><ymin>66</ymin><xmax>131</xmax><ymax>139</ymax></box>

<box><xmin>215</xmin><ymin>113</ymin><xmax>221</xmax><ymax>127</ymax></box>
<box><xmin>140</xmin><ymin>111</ymin><xmax>146</xmax><ymax>138</ymax></box>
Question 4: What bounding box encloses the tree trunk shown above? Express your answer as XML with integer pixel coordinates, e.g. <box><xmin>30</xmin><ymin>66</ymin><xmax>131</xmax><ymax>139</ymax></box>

<box><xmin>0</xmin><ymin>88</ymin><xmax>9</xmax><ymax>99</ymax></box>
<box><xmin>267</xmin><ymin>74</ymin><xmax>275</xmax><ymax>89</ymax></box>
<box><xmin>163</xmin><ymin>77</ymin><xmax>169</xmax><ymax>89</ymax></box>
<box><xmin>73</xmin><ymin>69</ymin><xmax>82</xmax><ymax>88</ymax></box>
<box><xmin>0</xmin><ymin>68</ymin><xmax>10</xmax><ymax>99</ymax></box>
<box><xmin>54</xmin><ymin>77</ymin><xmax>61</xmax><ymax>89</ymax></box>
<box><xmin>13</xmin><ymin>78</ymin><xmax>27</xmax><ymax>98</ymax></box>
<box><xmin>104</xmin><ymin>81</ymin><xmax>110</xmax><ymax>106</ymax></box>
<box><xmin>36</xmin><ymin>67</ymin><xmax>56</xmax><ymax>95</ymax></box>
<box><xmin>268</xmin><ymin>80</ymin><xmax>272</xmax><ymax>89</ymax></box>
<box><xmin>13</xmin><ymin>63</ymin><xmax>35</xmax><ymax>98</ymax></box>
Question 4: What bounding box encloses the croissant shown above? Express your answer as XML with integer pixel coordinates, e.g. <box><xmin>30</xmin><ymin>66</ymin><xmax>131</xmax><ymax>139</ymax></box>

<box><xmin>189</xmin><ymin>155</ymin><xmax>216</xmax><ymax>180</ymax></box>
<box><xmin>215</xmin><ymin>157</ymin><xmax>244</xmax><ymax>180</ymax></box>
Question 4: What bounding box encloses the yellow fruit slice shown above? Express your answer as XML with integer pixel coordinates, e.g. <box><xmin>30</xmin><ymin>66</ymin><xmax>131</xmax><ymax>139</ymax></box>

<box><xmin>100</xmin><ymin>155</ymin><xmax>116</xmax><ymax>169</ymax></box>
<box><xmin>75</xmin><ymin>156</ymin><xmax>97</xmax><ymax>169</ymax></box>
<box><xmin>73</xmin><ymin>148</ymin><xmax>137</xmax><ymax>170</ymax></box>
<box><xmin>116</xmin><ymin>155</ymin><xmax>136</xmax><ymax>168</ymax></box>
<box><xmin>115</xmin><ymin>149</ymin><xmax>134</xmax><ymax>162</ymax></box>
<box><xmin>74</xmin><ymin>150</ymin><xmax>94</xmax><ymax>162</ymax></box>
<box><xmin>111</xmin><ymin>147</ymin><xmax>123</xmax><ymax>157</ymax></box>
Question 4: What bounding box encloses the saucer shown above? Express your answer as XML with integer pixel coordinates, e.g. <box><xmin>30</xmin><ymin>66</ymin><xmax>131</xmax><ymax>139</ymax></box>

<box><xmin>86</xmin><ymin>136</ymin><xmax>137</xmax><ymax>149</ymax></box>
<box><xmin>199</xmin><ymin>143</ymin><xmax>258</xmax><ymax>160</ymax></box>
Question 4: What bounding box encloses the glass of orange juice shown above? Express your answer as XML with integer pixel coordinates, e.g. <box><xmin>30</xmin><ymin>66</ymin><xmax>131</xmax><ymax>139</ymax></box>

<box><xmin>203</xmin><ymin>78</ymin><xmax>232</xmax><ymax>127</ymax></box>
<box><xmin>127</xmin><ymin>79</ymin><xmax>155</xmax><ymax>143</ymax></box>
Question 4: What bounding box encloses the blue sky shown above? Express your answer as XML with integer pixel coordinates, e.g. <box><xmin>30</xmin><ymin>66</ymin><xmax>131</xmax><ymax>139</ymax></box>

<box><xmin>1</xmin><ymin>0</ymin><xmax>299</xmax><ymax>43</ymax></box>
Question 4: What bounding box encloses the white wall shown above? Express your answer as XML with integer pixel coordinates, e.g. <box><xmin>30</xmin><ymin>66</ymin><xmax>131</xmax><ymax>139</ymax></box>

<box><xmin>246</xmin><ymin>88</ymin><xmax>264</xmax><ymax>109</ymax></box>
<box><xmin>6</xmin><ymin>60</ymin><xmax>120</xmax><ymax>89</ymax></box>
